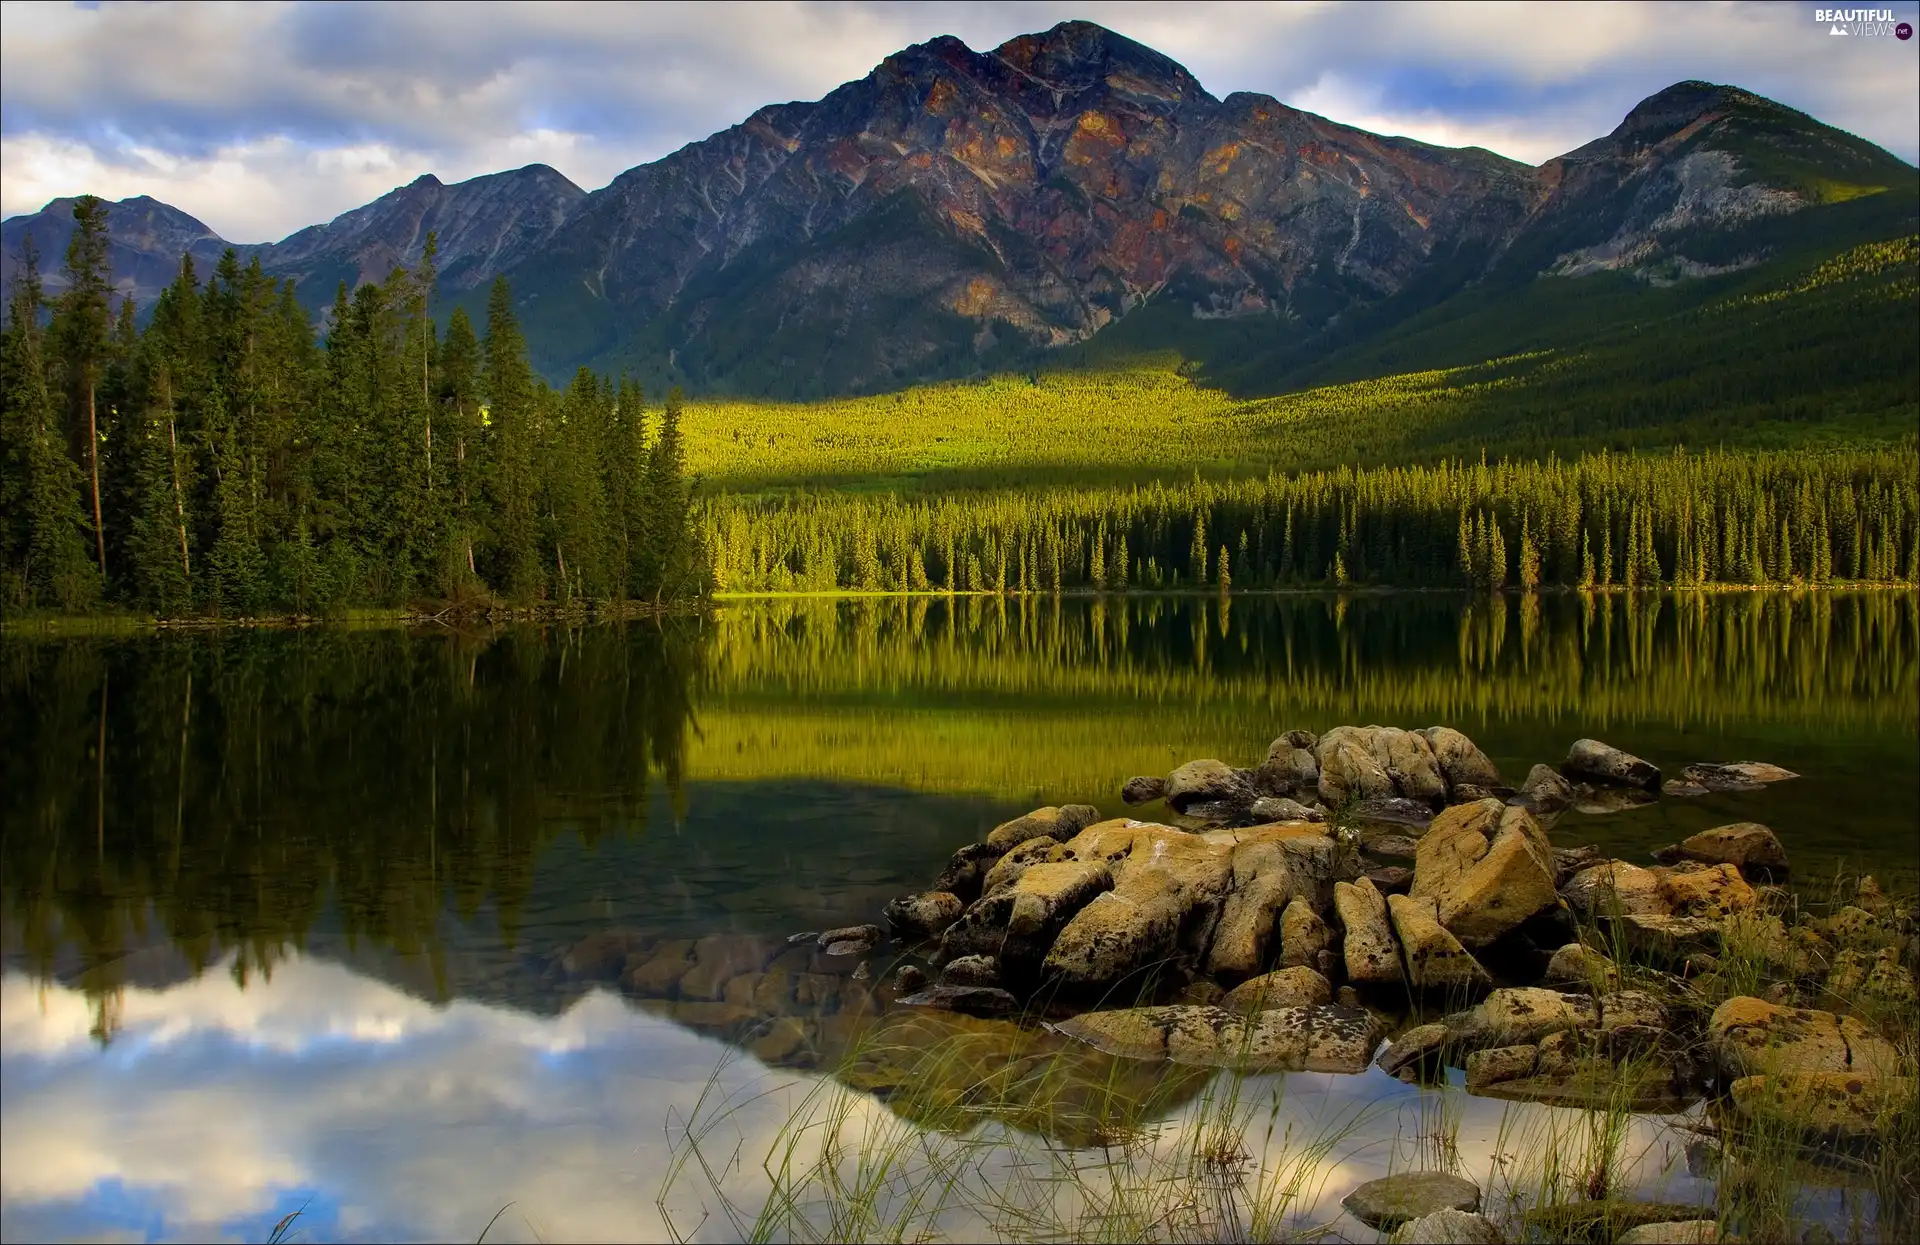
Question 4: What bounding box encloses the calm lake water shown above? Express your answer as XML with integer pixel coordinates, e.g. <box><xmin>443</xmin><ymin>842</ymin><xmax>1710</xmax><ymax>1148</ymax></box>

<box><xmin>3</xmin><ymin>591</ymin><xmax>1916</xmax><ymax>1243</ymax></box>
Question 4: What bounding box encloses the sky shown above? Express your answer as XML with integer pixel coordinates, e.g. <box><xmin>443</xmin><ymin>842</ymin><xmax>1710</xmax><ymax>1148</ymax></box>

<box><xmin>2</xmin><ymin>0</ymin><xmax>1916</xmax><ymax>243</ymax></box>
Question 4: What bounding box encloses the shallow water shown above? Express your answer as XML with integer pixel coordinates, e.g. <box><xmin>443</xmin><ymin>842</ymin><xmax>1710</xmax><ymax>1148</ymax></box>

<box><xmin>3</xmin><ymin>591</ymin><xmax>1915</xmax><ymax>1242</ymax></box>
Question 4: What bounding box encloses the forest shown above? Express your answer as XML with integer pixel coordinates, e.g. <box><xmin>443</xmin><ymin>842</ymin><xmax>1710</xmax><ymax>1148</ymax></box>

<box><xmin>0</xmin><ymin>196</ymin><xmax>706</xmax><ymax>618</ymax></box>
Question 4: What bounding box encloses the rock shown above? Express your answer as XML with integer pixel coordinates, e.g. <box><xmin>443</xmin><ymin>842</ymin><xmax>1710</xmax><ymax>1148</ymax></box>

<box><xmin>1863</xmin><ymin>945</ymin><xmax>1919</xmax><ymax>1007</ymax></box>
<box><xmin>1854</xmin><ymin>876</ymin><xmax>1895</xmax><ymax>917</ymax></box>
<box><xmin>1563</xmin><ymin>860</ymin><xmax>1672</xmax><ymax>918</ymax></box>
<box><xmin>1544</xmin><ymin>943</ymin><xmax>1620</xmax><ymax>989</ymax></box>
<box><xmin>1342</xmin><ymin>1170</ymin><xmax>1481</xmax><ymax>1230</ymax></box>
<box><xmin>1550</xmin><ymin>844</ymin><xmax>1607</xmax><ymax>887</ymax></box>
<box><xmin>1278</xmin><ymin>897</ymin><xmax>1334</xmax><ymax>969</ymax></box>
<box><xmin>931</xmin><ymin>842</ymin><xmax>1005</xmax><ymax>902</ymax></box>
<box><xmin>1596</xmin><ymin>989</ymin><xmax>1671</xmax><ymax>1035</ymax></box>
<box><xmin>1334</xmin><ymin>877</ymin><xmax>1403</xmax><ymax>985</ymax></box>
<box><xmin>818</xmin><ymin>924</ymin><xmax>882</xmax><ymax>952</ymax></box>
<box><xmin>1517</xmin><ymin>763</ymin><xmax>1576</xmax><ymax>814</ymax></box>
<box><xmin>1523</xmin><ymin>1203</ymin><xmax>1716</xmax><ymax>1240</ymax></box>
<box><xmin>892</xmin><ymin>965</ymin><xmax>927</xmax><ymax>994</ymax></box>
<box><xmin>884</xmin><ymin>891</ymin><xmax>964</xmax><ymax>939</ymax></box>
<box><xmin>1659</xmin><ymin>863</ymin><xmax>1756</xmax><ymax>919</ymax></box>
<box><xmin>981</xmin><ymin>835</ymin><xmax>1064</xmax><ymax>895</ymax></box>
<box><xmin>1425</xmin><ymin>727</ymin><xmax>1503</xmax><ymax>792</ymax></box>
<box><xmin>1221</xmin><ymin>966</ymin><xmax>1332</xmax><ymax>1014</ymax></box>
<box><xmin>1178</xmin><ymin>979</ymin><xmax>1225</xmax><ymax>1006</ymax></box>
<box><xmin>1571</xmin><ymin>784</ymin><xmax>1659</xmax><ymax>816</ymax></box>
<box><xmin>850</xmin><ymin>961</ymin><xmax>871</xmax><ymax>981</ymax></box>
<box><xmin>897</xmin><ymin>985</ymin><xmax>1020</xmax><ymax>1017</ymax></box>
<box><xmin>677</xmin><ymin>936</ymin><xmax>783</xmax><ymax>1001</ymax></box>
<box><xmin>1376</xmin><ymin>1022</ymin><xmax>1451</xmax><ymax>1078</ymax></box>
<box><xmin>1055</xmin><ymin>1003</ymin><xmax>1383</xmax><ymax>1072</ymax></box>
<box><xmin>1256</xmin><ymin>736</ymin><xmax>1321</xmax><ymax>797</ymax></box>
<box><xmin>1484</xmin><ymin>1029</ymin><xmax>1701</xmax><ymax>1111</ymax></box>
<box><xmin>1388</xmin><ymin>893</ymin><xmax>1492</xmax><ymax>995</ymax></box>
<box><xmin>986</xmin><ymin>804</ymin><xmax>1101</xmax><ymax>851</ymax></box>
<box><xmin>750</xmin><ymin>1016</ymin><xmax>812</xmax><ymax>1064</ymax></box>
<box><xmin>1043</xmin><ymin>822</ymin><xmax>1239</xmax><ymax>990</ymax></box>
<box><xmin>1708</xmin><ymin>997</ymin><xmax>1902</xmax><ymax>1079</ymax></box>
<box><xmin>1247</xmin><ymin>796</ymin><xmax>1322</xmax><ymax>822</ymax></box>
<box><xmin>1729</xmin><ymin>1072</ymin><xmax>1917</xmax><ymax>1140</ymax></box>
<box><xmin>1369</xmin><ymin>726</ymin><xmax>1448</xmax><ymax>807</ymax></box>
<box><xmin>939</xmin><ymin>954</ymin><xmax>1002</xmax><ymax>988</ymax></box>
<box><xmin>1366</xmin><ymin>866</ymin><xmax>1414</xmax><ymax>894</ymax></box>
<box><xmin>1665</xmin><ymin>823</ymin><xmax>1789</xmax><ymax>877</ymax></box>
<box><xmin>1121</xmin><ymin>775</ymin><xmax>1167</xmax><ymax>805</ymax></box>
<box><xmin>943</xmin><ymin>860</ymin><xmax>1113</xmax><ymax>971</ymax></box>
<box><xmin>1826</xmin><ymin>905</ymin><xmax>1893</xmax><ymax>951</ymax></box>
<box><xmin>559</xmin><ymin>929</ymin><xmax>654</xmax><ymax>980</ymax></box>
<box><xmin>1686</xmin><ymin>761</ymin><xmax>1798</xmax><ymax>791</ymax></box>
<box><xmin>1611</xmin><ymin>913</ymin><xmax>1724</xmax><ymax>960</ymax></box>
<box><xmin>1206</xmin><ymin>832</ymin><xmax>1308</xmax><ymax>979</ymax></box>
<box><xmin>1663</xmin><ymin>779</ymin><xmax>1711</xmax><ymax>798</ymax></box>
<box><xmin>1615</xmin><ymin>1222</ymin><xmax>1720</xmax><ymax>1244</ymax></box>
<box><xmin>1387</xmin><ymin>1208</ymin><xmax>1503</xmax><ymax>1245</ymax></box>
<box><xmin>1362</xmin><ymin>833</ymin><xmax>1422</xmax><ymax>861</ymax></box>
<box><xmin>1316</xmin><ymin>727</ymin><xmax>1398</xmax><ymax>805</ymax></box>
<box><xmin>1563</xmin><ymin>738</ymin><xmax>1661</xmax><ymax>790</ymax></box>
<box><xmin>1451</xmin><ymin>987</ymin><xmax>1599</xmax><ymax>1048</ymax></box>
<box><xmin>1336</xmin><ymin>984</ymin><xmax>1361</xmax><ymax>1008</ymax></box>
<box><xmin>1465</xmin><ymin>1043</ymin><xmax>1538</xmax><ymax>1089</ymax></box>
<box><xmin>1411</xmin><ymin>800</ymin><xmax>1558</xmax><ymax>949</ymax></box>
<box><xmin>1449</xmin><ymin>784</ymin><xmax>1511</xmax><ymax>805</ymax></box>
<box><xmin>1165</xmin><ymin>760</ymin><xmax>1253</xmax><ymax>813</ymax></box>
<box><xmin>624</xmin><ymin>939</ymin><xmax>697</xmax><ymax>995</ymax></box>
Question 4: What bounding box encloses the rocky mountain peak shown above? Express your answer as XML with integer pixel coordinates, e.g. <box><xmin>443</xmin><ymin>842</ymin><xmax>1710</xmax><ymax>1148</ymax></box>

<box><xmin>990</xmin><ymin>19</ymin><xmax>1208</xmax><ymax>104</ymax></box>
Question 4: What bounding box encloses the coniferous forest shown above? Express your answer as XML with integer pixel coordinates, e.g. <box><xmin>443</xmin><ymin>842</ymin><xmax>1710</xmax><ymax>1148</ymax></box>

<box><xmin>0</xmin><ymin>196</ymin><xmax>706</xmax><ymax>617</ymax></box>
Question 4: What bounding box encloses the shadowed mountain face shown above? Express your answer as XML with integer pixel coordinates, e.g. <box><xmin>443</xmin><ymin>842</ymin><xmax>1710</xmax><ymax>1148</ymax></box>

<box><xmin>2</xmin><ymin>22</ymin><xmax>1911</xmax><ymax>393</ymax></box>
<box><xmin>0</xmin><ymin>195</ymin><xmax>235</xmax><ymax>306</ymax></box>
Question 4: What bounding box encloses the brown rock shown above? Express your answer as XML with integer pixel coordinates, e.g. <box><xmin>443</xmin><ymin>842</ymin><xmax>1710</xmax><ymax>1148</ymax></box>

<box><xmin>981</xmin><ymin>835</ymin><xmax>1063</xmax><ymax>894</ymax></box>
<box><xmin>1366</xmin><ymin>865</ymin><xmax>1415</xmax><ymax>894</ymax></box>
<box><xmin>1562</xmin><ymin>860</ymin><xmax>1672</xmax><ymax>918</ymax></box>
<box><xmin>1543</xmin><ymin>943</ymin><xmax>1620</xmax><ymax>989</ymax></box>
<box><xmin>1334</xmin><ymin>876</ymin><xmax>1403</xmax><ymax>985</ymax></box>
<box><xmin>1465</xmin><ymin>1043</ymin><xmax>1538</xmax><ymax>1089</ymax></box>
<box><xmin>1708</xmin><ymin>996</ymin><xmax>1902</xmax><ymax>1079</ymax></box>
<box><xmin>1563</xmin><ymin>738</ymin><xmax>1661</xmax><ymax>790</ymax></box>
<box><xmin>1369</xmin><ymin>726</ymin><xmax>1447</xmax><ymax>807</ymax></box>
<box><xmin>1376</xmin><ymin>1022</ymin><xmax>1451</xmax><ymax>1078</ymax></box>
<box><xmin>1278</xmin><ymin>896</ymin><xmax>1334</xmax><ymax>969</ymax></box>
<box><xmin>1411</xmin><ymin>800</ymin><xmax>1558</xmax><ymax>949</ymax></box>
<box><xmin>1388</xmin><ymin>892</ymin><xmax>1492</xmax><ymax>994</ymax></box>
<box><xmin>1220</xmin><ymin>966</ymin><xmax>1332</xmax><ymax>1013</ymax></box>
<box><xmin>624</xmin><ymin>939</ymin><xmax>697</xmax><ymax>996</ymax></box>
<box><xmin>884</xmin><ymin>891</ymin><xmax>965</xmax><ymax>939</ymax></box>
<box><xmin>986</xmin><ymin>803</ymin><xmax>1101</xmax><ymax>851</ymax></box>
<box><xmin>1316</xmin><ymin>726</ymin><xmax>1397</xmax><ymax>804</ymax></box>
<box><xmin>1165</xmin><ymin>760</ymin><xmax>1253</xmax><ymax>813</ymax></box>
<box><xmin>1729</xmin><ymin>1072</ymin><xmax>1917</xmax><ymax>1139</ymax></box>
<box><xmin>1667</xmin><ymin>822</ymin><xmax>1788</xmax><ymax>877</ymax></box>
<box><xmin>1425</xmin><ymin>726</ymin><xmax>1503</xmax><ymax>791</ymax></box>
<box><xmin>1657</xmin><ymin>863</ymin><xmax>1755</xmax><ymax>919</ymax></box>
<box><xmin>1121</xmin><ymin>775</ymin><xmax>1167</xmax><ymax>805</ymax></box>
<box><xmin>1451</xmin><ymin>987</ymin><xmax>1599</xmax><ymax>1047</ymax></box>
<box><xmin>942</xmin><ymin>860</ymin><xmax>1113</xmax><ymax>969</ymax></box>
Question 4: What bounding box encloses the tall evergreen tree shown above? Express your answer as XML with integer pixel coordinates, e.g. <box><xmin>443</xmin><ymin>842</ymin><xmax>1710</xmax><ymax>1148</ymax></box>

<box><xmin>50</xmin><ymin>195</ymin><xmax>114</xmax><ymax>580</ymax></box>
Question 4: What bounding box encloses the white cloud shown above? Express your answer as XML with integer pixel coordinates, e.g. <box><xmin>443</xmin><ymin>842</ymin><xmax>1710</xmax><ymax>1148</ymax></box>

<box><xmin>1</xmin><ymin>2</ymin><xmax>1914</xmax><ymax>242</ymax></box>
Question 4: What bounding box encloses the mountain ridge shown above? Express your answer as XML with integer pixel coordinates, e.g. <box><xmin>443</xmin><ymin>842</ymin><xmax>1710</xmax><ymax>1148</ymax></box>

<box><xmin>3</xmin><ymin>20</ymin><xmax>1913</xmax><ymax>396</ymax></box>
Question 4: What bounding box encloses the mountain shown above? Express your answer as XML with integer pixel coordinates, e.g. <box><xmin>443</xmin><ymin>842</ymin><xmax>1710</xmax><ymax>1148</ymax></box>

<box><xmin>0</xmin><ymin>163</ymin><xmax>584</xmax><ymax>314</ymax></box>
<box><xmin>262</xmin><ymin>163</ymin><xmax>585</xmax><ymax>296</ymax></box>
<box><xmin>0</xmin><ymin>194</ymin><xmax>236</xmax><ymax>306</ymax></box>
<box><xmin>3</xmin><ymin>22</ymin><xmax>1912</xmax><ymax>397</ymax></box>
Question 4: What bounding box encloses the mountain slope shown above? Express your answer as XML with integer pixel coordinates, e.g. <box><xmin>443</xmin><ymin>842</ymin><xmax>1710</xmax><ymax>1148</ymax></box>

<box><xmin>0</xmin><ymin>194</ymin><xmax>237</xmax><ymax>305</ymax></box>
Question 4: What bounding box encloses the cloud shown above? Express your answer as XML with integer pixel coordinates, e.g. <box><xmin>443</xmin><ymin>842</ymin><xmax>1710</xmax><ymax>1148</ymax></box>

<box><xmin>2</xmin><ymin>2</ymin><xmax>1915</xmax><ymax>241</ymax></box>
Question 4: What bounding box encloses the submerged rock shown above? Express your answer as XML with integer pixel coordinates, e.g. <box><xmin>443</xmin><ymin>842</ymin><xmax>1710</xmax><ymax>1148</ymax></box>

<box><xmin>1571</xmin><ymin>784</ymin><xmax>1659</xmax><ymax>816</ymax></box>
<box><xmin>896</xmin><ymin>984</ymin><xmax>1020</xmax><ymax>1017</ymax></box>
<box><xmin>1056</xmin><ymin>1003</ymin><xmax>1384</xmax><ymax>1072</ymax></box>
<box><xmin>1342</xmin><ymin>1170</ymin><xmax>1481</xmax><ymax>1230</ymax></box>
<box><xmin>1563</xmin><ymin>738</ymin><xmax>1662</xmax><ymax>790</ymax></box>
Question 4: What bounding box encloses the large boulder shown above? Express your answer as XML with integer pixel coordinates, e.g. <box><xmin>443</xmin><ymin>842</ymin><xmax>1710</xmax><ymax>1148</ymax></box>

<box><xmin>985</xmin><ymin>804</ymin><xmax>1101</xmax><ymax>851</ymax></box>
<box><xmin>1369</xmin><ymin>726</ymin><xmax>1448</xmax><ymax>807</ymax></box>
<box><xmin>1563</xmin><ymin>738</ymin><xmax>1661</xmax><ymax>790</ymax></box>
<box><xmin>1657</xmin><ymin>863</ymin><xmax>1755</xmax><ymax>919</ymax></box>
<box><xmin>1708</xmin><ymin>997</ymin><xmax>1902</xmax><ymax>1079</ymax></box>
<box><xmin>1728</xmin><ymin>1072</ymin><xmax>1917</xmax><ymax>1140</ymax></box>
<box><xmin>1042</xmin><ymin>822</ymin><xmax>1235</xmax><ymax>990</ymax></box>
<box><xmin>1165</xmin><ymin>760</ymin><xmax>1253</xmax><ymax>813</ymax></box>
<box><xmin>1562</xmin><ymin>860</ymin><xmax>1672</xmax><ymax>918</ymax></box>
<box><xmin>1317</xmin><ymin>727</ymin><xmax>1397</xmax><ymax>805</ymax></box>
<box><xmin>884</xmin><ymin>891</ymin><xmax>964</xmax><ymax>940</ymax></box>
<box><xmin>1205</xmin><ymin>836</ymin><xmax>1302</xmax><ymax>980</ymax></box>
<box><xmin>1660</xmin><ymin>823</ymin><xmax>1788</xmax><ymax>877</ymax></box>
<box><xmin>1410</xmin><ymin>800</ymin><xmax>1558</xmax><ymax>949</ymax></box>
<box><xmin>1334</xmin><ymin>877</ymin><xmax>1404</xmax><ymax>985</ymax></box>
<box><xmin>1342</xmin><ymin>1171</ymin><xmax>1481</xmax><ymax>1231</ymax></box>
<box><xmin>1425</xmin><ymin>726</ymin><xmax>1502</xmax><ymax>792</ymax></box>
<box><xmin>1389</xmin><ymin>893</ymin><xmax>1493</xmax><ymax>994</ymax></box>
<box><xmin>1054</xmin><ymin>1003</ymin><xmax>1384</xmax><ymax>1073</ymax></box>
<box><xmin>940</xmin><ymin>860</ymin><xmax>1113</xmax><ymax>975</ymax></box>
<box><xmin>1221</xmin><ymin>966</ymin><xmax>1332</xmax><ymax>1014</ymax></box>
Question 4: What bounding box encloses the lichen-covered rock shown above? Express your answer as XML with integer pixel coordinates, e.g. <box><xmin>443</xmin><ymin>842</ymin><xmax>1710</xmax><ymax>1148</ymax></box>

<box><xmin>1247</xmin><ymin>795</ymin><xmax>1322</xmax><ymax>822</ymax></box>
<box><xmin>1255</xmin><ymin>736</ymin><xmax>1320</xmax><ymax>797</ymax></box>
<box><xmin>896</xmin><ymin>984</ymin><xmax>1020</xmax><ymax>1016</ymax></box>
<box><xmin>1664</xmin><ymin>822</ymin><xmax>1788</xmax><ymax>876</ymax></box>
<box><xmin>981</xmin><ymin>835</ymin><xmax>1065</xmax><ymax>895</ymax></box>
<box><xmin>1043</xmin><ymin>822</ymin><xmax>1235</xmax><ymax>990</ymax></box>
<box><xmin>1055</xmin><ymin>1003</ymin><xmax>1384</xmax><ymax>1072</ymax></box>
<box><xmin>1334</xmin><ymin>876</ymin><xmax>1403</xmax><ymax>985</ymax></box>
<box><xmin>1562</xmin><ymin>860</ymin><xmax>1672</xmax><ymax>918</ymax></box>
<box><xmin>1388</xmin><ymin>893</ymin><xmax>1492</xmax><ymax>994</ymax></box>
<box><xmin>1278</xmin><ymin>896</ymin><xmax>1334</xmax><ymax>969</ymax></box>
<box><xmin>1614</xmin><ymin>1220</ymin><xmax>1721</xmax><ymax>1244</ymax></box>
<box><xmin>884</xmin><ymin>891</ymin><xmax>965</xmax><ymax>939</ymax></box>
<box><xmin>1342</xmin><ymin>1170</ymin><xmax>1481</xmax><ymax>1230</ymax></box>
<box><xmin>941</xmin><ymin>861</ymin><xmax>1113</xmax><ymax>971</ymax></box>
<box><xmin>1451</xmin><ymin>987</ymin><xmax>1599</xmax><ymax>1048</ymax></box>
<box><xmin>1827</xmin><ymin>904</ymin><xmax>1895</xmax><ymax>951</ymax></box>
<box><xmin>1425</xmin><ymin>726</ymin><xmax>1502</xmax><ymax>793</ymax></box>
<box><xmin>1658</xmin><ymin>863</ymin><xmax>1756</xmax><ymax>919</ymax></box>
<box><xmin>1708</xmin><ymin>996</ymin><xmax>1902</xmax><ymax>1079</ymax></box>
<box><xmin>1596</xmin><ymin>990</ymin><xmax>1672</xmax><ymax>1035</ymax></box>
<box><xmin>938</xmin><ymin>954</ymin><xmax>1002</xmax><ymax>987</ymax></box>
<box><xmin>1369</xmin><ymin>726</ymin><xmax>1448</xmax><ymax>807</ymax></box>
<box><xmin>1544</xmin><ymin>943</ymin><xmax>1620</xmax><ymax>989</ymax></box>
<box><xmin>1317</xmin><ymin>727</ymin><xmax>1397</xmax><ymax>805</ymax></box>
<box><xmin>1563</xmin><ymin>738</ymin><xmax>1661</xmax><ymax>789</ymax></box>
<box><xmin>1611</xmin><ymin>912</ymin><xmax>1724</xmax><ymax>960</ymax></box>
<box><xmin>1411</xmin><ymin>800</ymin><xmax>1558</xmax><ymax>949</ymax></box>
<box><xmin>1205</xmin><ymin>833</ymin><xmax>1306</xmax><ymax>979</ymax></box>
<box><xmin>1466</xmin><ymin>1043</ymin><xmax>1539</xmax><ymax>1090</ymax></box>
<box><xmin>1165</xmin><ymin>760</ymin><xmax>1253</xmax><ymax>813</ymax></box>
<box><xmin>1221</xmin><ymin>966</ymin><xmax>1332</xmax><ymax>1013</ymax></box>
<box><xmin>1377</xmin><ymin>1022</ymin><xmax>1451</xmax><ymax>1078</ymax></box>
<box><xmin>1121</xmin><ymin>775</ymin><xmax>1167</xmax><ymax>805</ymax></box>
<box><xmin>1729</xmin><ymin>1072</ymin><xmax>1917</xmax><ymax>1140</ymax></box>
<box><xmin>930</xmin><ymin>842</ymin><xmax>1005</xmax><ymax>902</ymax></box>
<box><xmin>1387</xmin><ymin>1208</ymin><xmax>1503</xmax><ymax>1244</ymax></box>
<box><xmin>986</xmin><ymin>804</ymin><xmax>1101</xmax><ymax>851</ymax></box>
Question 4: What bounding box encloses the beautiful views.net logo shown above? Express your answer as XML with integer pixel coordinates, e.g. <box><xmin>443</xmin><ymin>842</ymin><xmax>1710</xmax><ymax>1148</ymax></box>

<box><xmin>1813</xmin><ymin>7</ymin><xmax>1912</xmax><ymax>36</ymax></box>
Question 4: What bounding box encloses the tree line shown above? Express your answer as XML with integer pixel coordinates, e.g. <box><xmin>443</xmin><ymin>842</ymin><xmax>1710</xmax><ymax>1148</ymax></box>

<box><xmin>1</xmin><ymin>196</ymin><xmax>706</xmax><ymax>617</ymax></box>
<box><xmin>704</xmin><ymin>445</ymin><xmax>1920</xmax><ymax>594</ymax></box>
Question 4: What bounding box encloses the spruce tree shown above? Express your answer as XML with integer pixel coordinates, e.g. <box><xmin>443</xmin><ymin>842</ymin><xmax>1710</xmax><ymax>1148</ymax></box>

<box><xmin>51</xmin><ymin>195</ymin><xmax>114</xmax><ymax>580</ymax></box>
<box><xmin>481</xmin><ymin>276</ymin><xmax>539</xmax><ymax>600</ymax></box>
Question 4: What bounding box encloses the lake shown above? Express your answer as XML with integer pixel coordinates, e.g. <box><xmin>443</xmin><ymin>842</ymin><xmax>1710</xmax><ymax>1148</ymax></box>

<box><xmin>3</xmin><ymin>590</ymin><xmax>1916</xmax><ymax>1243</ymax></box>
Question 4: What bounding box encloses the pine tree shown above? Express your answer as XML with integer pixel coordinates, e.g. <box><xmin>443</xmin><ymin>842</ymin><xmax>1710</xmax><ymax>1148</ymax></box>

<box><xmin>481</xmin><ymin>277</ymin><xmax>539</xmax><ymax>600</ymax></box>
<box><xmin>50</xmin><ymin>195</ymin><xmax>114</xmax><ymax>580</ymax></box>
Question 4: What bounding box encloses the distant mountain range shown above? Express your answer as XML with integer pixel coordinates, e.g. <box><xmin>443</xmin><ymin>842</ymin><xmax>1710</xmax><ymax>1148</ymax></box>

<box><xmin>4</xmin><ymin>20</ymin><xmax>1914</xmax><ymax>397</ymax></box>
